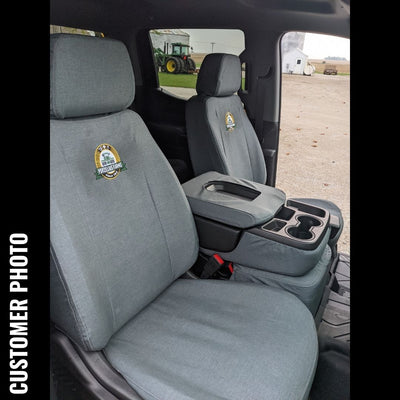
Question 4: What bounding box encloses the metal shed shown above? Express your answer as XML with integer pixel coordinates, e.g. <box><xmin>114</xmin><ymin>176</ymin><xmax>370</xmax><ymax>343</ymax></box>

<box><xmin>282</xmin><ymin>47</ymin><xmax>310</xmax><ymax>75</ymax></box>
<box><xmin>149</xmin><ymin>29</ymin><xmax>190</xmax><ymax>54</ymax></box>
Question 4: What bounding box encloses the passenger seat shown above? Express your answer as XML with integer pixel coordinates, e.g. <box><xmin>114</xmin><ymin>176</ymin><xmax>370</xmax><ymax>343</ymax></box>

<box><xmin>186</xmin><ymin>53</ymin><xmax>343</xmax><ymax>250</ymax></box>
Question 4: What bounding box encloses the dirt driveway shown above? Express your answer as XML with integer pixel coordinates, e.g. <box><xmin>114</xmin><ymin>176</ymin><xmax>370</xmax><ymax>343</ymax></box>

<box><xmin>162</xmin><ymin>73</ymin><xmax>350</xmax><ymax>255</ymax></box>
<box><xmin>277</xmin><ymin>73</ymin><xmax>350</xmax><ymax>255</ymax></box>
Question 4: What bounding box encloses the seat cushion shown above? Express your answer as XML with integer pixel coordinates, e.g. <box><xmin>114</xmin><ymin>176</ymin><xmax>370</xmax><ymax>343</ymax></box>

<box><xmin>105</xmin><ymin>279</ymin><xmax>318</xmax><ymax>400</ymax></box>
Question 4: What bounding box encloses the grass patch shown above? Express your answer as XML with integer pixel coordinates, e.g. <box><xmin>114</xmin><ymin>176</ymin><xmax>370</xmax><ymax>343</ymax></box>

<box><xmin>158</xmin><ymin>72</ymin><xmax>198</xmax><ymax>88</ymax></box>
<box><xmin>158</xmin><ymin>72</ymin><xmax>246</xmax><ymax>89</ymax></box>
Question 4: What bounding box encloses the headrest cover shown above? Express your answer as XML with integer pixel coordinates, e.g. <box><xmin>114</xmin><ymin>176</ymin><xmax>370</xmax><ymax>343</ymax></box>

<box><xmin>196</xmin><ymin>53</ymin><xmax>241</xmax><ymax>97</ymax></box>
<box><xmin>50</xmin><ymin>34</ymin><xmax>135</xmax><ymax>119</ymax></box>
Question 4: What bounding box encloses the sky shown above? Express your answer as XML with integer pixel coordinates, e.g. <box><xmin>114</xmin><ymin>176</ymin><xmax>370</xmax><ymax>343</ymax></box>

<box><xmin>303</xmin><ymin>33</ymin><xmax>350</xmax><ymax>60</ymax></box>
<box><xmin>184</xmin><ymin>29</ymin><xmax>245</xmax><ymax>55</ymax></box>
<box><xmin>183</xmin><ymin>29</ymin><xmax>350</xmax><ymax>60</ymax></box>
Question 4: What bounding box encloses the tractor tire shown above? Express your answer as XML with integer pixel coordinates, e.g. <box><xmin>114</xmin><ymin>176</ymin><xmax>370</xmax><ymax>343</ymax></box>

<box><xmin>165</xmin><ymin>57</ymin><xmax>181</xmax><ymax>74</ymax></box>
<box><xmin>187</xmin><ymin>58</ymin><xmax>196</xmax><ymax>72</ymax></box>
<box><xmin>177</xmin><ymin>58</ymin><xmax>186</xmax><ymax>73</ymax></box>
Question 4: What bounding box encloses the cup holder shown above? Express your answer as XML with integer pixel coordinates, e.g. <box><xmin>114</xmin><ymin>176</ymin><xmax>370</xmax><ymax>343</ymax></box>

<box><xmin>287</xmin><ymin>226</ymin><xmax>313</xmax><ymax>240</ymax></box>
<box><xmin>286</xmin><ymin>215</ymin><xmax>321</xmax><ymax>240</ymax></box>
<box><xmin>297</xmin><ymin>215</ymin><xmax>321</xmax><ymax>228</ymax></box>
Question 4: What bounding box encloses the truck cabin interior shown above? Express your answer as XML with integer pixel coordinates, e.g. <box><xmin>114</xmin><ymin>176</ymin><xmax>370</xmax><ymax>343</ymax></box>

<box><xmin>49</xmin><ymin>1</ymin><xmax>351</xmax><ymax>399</ymax></box>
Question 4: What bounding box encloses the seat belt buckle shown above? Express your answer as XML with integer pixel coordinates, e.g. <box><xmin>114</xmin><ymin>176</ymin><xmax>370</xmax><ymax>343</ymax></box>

<box><xmin>215</xmin><ymin>261</ymin><xmax>234</xmax><ymax>280</ymax></box>
<box><xmin>200</xmin><ymin>254</ymin><xmax>234</xmax><ymax>279</ymax></box>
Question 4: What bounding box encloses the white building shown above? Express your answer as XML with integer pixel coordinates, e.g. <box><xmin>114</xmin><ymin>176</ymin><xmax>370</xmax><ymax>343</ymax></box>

<box><xmin>282</xmin><ymin>47</ymin><xmax>314</xmax><ymax>75</ymax></box>
<box><xmin>281</xmin><ymin>32</ymin><xmax>313</xmax><ymax>75</ymax></box>
<box><xmin>149</xmin><ymin>29</ymin><xmax>190</xmax><ymax>54</ymax></box>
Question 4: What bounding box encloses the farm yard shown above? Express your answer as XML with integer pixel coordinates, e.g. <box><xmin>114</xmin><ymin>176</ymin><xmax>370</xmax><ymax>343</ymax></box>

<box><xmin>308</xmin><ymin>59</ymin><xmax>350</xmax><ymax>75</ymax></box>
<box><xmin>162</xmin><ymin>70</ymin><xmax>350</xmax><ymax>255</ymax></box>
<box><xmin>277</xmin><ymin>73</ymin><xmax>350</xmax><ymax>255</ymax></box>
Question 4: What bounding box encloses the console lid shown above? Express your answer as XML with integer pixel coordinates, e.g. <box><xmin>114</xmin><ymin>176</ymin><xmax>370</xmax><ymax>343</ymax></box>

<box><xmin>182</xmin><ymin>171</ymin><xmax>286</xmax><ymax>229</ymax></box>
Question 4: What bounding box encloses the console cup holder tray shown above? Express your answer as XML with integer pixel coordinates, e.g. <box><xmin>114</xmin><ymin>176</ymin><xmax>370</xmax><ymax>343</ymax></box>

<box><xmin>287</xmin><ymin>215</ymin><xmax>322</xmax><ymax>240</ymax></box>
<box><xmin>255</xmin><ymin>199</ymin><xmax>330</xmax><ymax>250</ymax></box>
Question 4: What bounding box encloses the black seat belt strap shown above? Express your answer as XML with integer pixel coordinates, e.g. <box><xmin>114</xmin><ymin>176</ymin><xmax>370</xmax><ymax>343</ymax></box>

<box><xmin>255</xmin><ymin>65</ymin><xmax>273</xmax><ymax>144</ymax></box>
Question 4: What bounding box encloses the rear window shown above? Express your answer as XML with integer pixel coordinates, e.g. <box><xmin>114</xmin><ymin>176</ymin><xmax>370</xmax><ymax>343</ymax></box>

<box><xmin>149</xmin><ymin>29</ymin><xmax>245</xmax><ymax>99</ymax></box>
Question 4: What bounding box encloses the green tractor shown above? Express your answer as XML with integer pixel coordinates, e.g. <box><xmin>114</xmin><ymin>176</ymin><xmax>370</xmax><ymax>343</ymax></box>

<box><xmin>154</xmin><ymin>42</ymin><xmax>196</xmax><ymax>74</ymax></box>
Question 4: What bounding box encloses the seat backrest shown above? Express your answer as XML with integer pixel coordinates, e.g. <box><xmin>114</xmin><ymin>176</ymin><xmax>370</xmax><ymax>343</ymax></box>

<box><xmin>186</xmin><ymin>53</ymin><xmax>267</xmax><ymax>184</ymax></box>
<box><xmin>50</xmin><ymin>34</ymin><xmax>198</xmax><ymax>351</ymax></box>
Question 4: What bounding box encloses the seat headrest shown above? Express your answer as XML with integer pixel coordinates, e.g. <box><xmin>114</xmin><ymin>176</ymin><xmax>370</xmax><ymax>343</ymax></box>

<box><xmin>50</xmin><ymin>34</ymin><xmax>135</xmax><ymax>119</ymax></box>
<box><xmin>196</xmin><ymin>53</ymin><xmax>241</xmax><ymax>97</ymax></box>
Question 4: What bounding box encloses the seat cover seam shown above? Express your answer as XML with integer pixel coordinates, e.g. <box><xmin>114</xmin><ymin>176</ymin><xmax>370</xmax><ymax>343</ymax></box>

<box><xmin>50</xmin><ymin>243</ymin><xmax>94</xmax><ymax>349</ymax></box>
<box><xmin>141</xmin><ymin>168</ymin><xmax>174</xmax><ymax>280</ymax></box>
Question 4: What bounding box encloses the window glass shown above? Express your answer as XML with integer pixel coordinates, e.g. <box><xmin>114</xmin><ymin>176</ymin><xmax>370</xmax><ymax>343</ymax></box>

<box><xmin>278</xmin><ymin>32</ymin><xmax>350</xmax><ymax>254</ymax></box>
<box><xmin>241</xmin><ymin>62</ymin><xmax>247</xmax><ymax>92</ymax></box>
<box><xmin>149</xmin><ymin>29</ymin><xmax>245</xmax><ymax>99</ymax></box>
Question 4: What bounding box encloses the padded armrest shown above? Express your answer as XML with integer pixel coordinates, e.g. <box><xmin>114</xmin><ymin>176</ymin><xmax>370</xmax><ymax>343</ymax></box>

<box><xmin>182</xmin><ymin>171</ymin><xmax>286</xmax><ymax>229</ymax></box>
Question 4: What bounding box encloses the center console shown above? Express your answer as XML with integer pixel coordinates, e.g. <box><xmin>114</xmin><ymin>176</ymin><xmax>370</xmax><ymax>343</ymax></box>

<box><xmin>182</xmin><ymin>171</ymin><xmax>335</xmax><ymax>315</ymax></box>
<box><xmin>183</xmin><ymin>171</ymin><xmax>331</xmax><ymax>276</ymax></box>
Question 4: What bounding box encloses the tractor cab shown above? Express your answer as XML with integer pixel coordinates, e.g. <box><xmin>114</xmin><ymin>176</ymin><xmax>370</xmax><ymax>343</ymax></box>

<box><xmin>171</xmin><ymin>43</ymin><xmax>190</xmax><ymax>56</ymax></box>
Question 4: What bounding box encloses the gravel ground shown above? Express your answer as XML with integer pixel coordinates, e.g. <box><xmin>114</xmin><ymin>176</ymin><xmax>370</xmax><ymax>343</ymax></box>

<box><xmin>277</xmin><ymin>73</ymin><xmax>350</xmax><ymax>255</ymax></box>
<box><xmin>162</xmin><ymin>72</ymin><xmax>350</xmax><ymax>255</ymax></box>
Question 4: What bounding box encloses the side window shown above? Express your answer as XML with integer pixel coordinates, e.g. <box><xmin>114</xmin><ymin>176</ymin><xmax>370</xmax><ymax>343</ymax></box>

<box><xmin>278</xmin><ymin>32</ymin><xmax>350</xmax><ymax>254</ymax></box>
<box><xmin>149</xmin><ymin>29</ymin><xmax>245</xmax><ymax>99</ymax></box>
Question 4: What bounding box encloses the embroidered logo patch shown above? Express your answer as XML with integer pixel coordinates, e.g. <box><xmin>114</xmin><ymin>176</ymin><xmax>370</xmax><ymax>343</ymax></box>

<box><xmin>225</xmin><ymin>112</ymin><xmax>236</xmax><ymax>132</ymax></box>
<box><xmin>94</xmin><ymin>143</ymin><xmax>127</xmax><ymax>180</ymax></box>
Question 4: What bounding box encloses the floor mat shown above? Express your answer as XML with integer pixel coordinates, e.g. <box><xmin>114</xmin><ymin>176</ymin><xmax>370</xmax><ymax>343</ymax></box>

<box><xmin>318</xmin><ymin>253</ymin><xmax>350</xmax><ymax>343</ymax></box>
<box><xmin>310</xmin><ymin>334</ymin><xmax>350</xmax><ymax>400</ymax></box>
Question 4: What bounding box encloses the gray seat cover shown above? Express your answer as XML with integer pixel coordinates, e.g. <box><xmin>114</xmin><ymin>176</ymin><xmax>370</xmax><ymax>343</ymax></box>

<box><xmin>230</xmin><ymin>245</ymin><xmax>332</xmax><ymax>315</ymax></box>
<box><xmin>182</xmin><ymin>171</ymin><xmax>286</xmax><ymax>229</ymax></box>
<box><xmin>105</xmin><ymin>279</ymin><xmax>318</xmax><ymax>400</ymax></box>
<box><xmin>50</xmin><ymin>33</ymin><xmax>199</xmax><ymax>351</ymax></box>
<box><xmin>50</xmin><ymin>33</ymin><xmax>318</xmax><ymax>400</ymax></box>
<box><xmin>186</xmin><ymin>54</ymin><xmax>267</xmax><ymax>184</ymax></box>
<box><xmin>185</xmin><ymin>53</ymin><xmax>343</xmax><ymax>245</ymax></box>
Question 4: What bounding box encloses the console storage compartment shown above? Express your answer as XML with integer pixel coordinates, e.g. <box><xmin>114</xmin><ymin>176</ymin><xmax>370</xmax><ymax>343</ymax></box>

<box><xmin>182</xmin><ymin>171</ymin><xmax>334</xmax><ymax>314</ymax></box>
<box><xmin>182</xmin><ymin>171</ymin><xmax>286</xmax><ymax>229</ymax></box>
<box><xmin>183</xmin><ymin>172</ymin><xmax>332</xmax><ymax>274</ymax></box>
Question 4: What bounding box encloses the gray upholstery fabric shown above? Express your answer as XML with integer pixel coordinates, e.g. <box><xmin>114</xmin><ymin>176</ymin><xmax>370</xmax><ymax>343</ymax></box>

<box><xmin>105</xmin><ymin>279</ymin><xmax>318</xmax><ymax>400</ymax></box>
<box><xmin>186</xmin><ymin>95</ymin><xmax>268</xmax><ymax>183</ymax></box>
<box><xmin>196</xmin><ymin>53</ymin><xmax>241</xmax><ymax>97</ymax></box>
<box><xmin>182</xmin><ymin>171</ymin><xmax>285</xmax><ymax>229</ymax></box>
<box><xmin>50</xmin><ymin>110</ymin><xmax>199</xmax><ymax>350</ymax></box>
<box><xmin>231</xmin><ymin>244</ymin><xmax>332</xmax><ymax>315</ymax></box>
<box><xmin>200</xmin><ymin>226</ymin><xmax>331</xmax><ymax>277</ymax></box>
<box><xmin>50</xmin><ymin>34</ymin><xmax>135</xmax><ymax>119</ymax></box>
